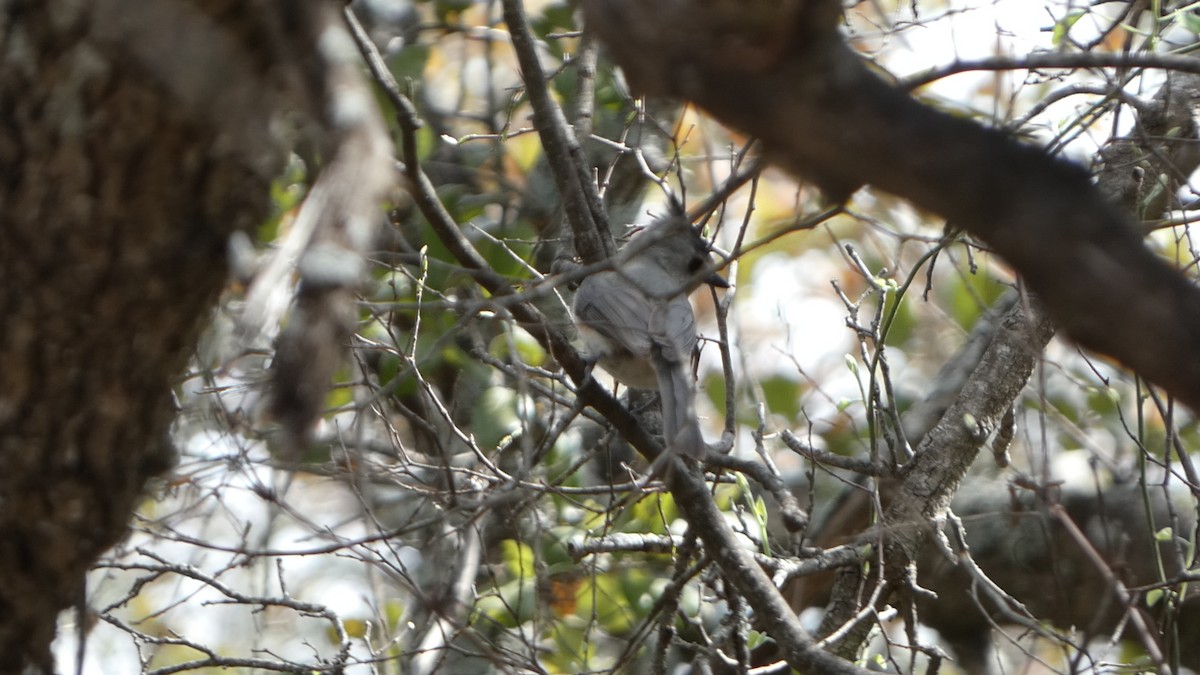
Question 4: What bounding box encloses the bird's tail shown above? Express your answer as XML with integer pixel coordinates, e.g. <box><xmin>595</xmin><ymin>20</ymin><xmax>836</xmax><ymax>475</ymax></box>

<box><xmin>655</xmin><ymin>360</ymin><xmax>707</xmax><ymax>459</ymax></box>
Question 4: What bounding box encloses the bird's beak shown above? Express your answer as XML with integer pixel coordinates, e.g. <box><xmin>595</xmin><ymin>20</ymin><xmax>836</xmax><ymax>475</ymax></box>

<box><xmin>706</xmin><ymin>272</ymin><xmax>730</xmax><ymax>288</ymax></box>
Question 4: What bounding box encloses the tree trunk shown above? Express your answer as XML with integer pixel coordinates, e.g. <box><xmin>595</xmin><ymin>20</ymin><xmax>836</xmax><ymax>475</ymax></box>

<box><xmin>0</xmin><ymin>1</ymin><xmax>299</xmax><ymax>669</ymax></box>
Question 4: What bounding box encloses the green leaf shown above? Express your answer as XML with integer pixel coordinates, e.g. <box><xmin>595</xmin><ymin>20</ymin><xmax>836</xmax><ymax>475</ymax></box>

<box><xmin>1052</xmin><ymin>11</ymin><xmax>1086</xmax><ymax>45</ymax></box>
<box><xmin>341</xmin><ymin>618</ymin><xmax>368</xmax><ymax>639</ymax></box>
<box><xmin>475</xmin><ymin>579</ymin><xmax>537</xmax><ymax>628</ymax></box>
<box><xmin>576</xmin><ymin>574</ymin><xmax>636</xmax><ymax>634</ymax></box>
<box><xmin>488</xmin><ymin>327</ymin><xmax>547</xmax><ymax>368</ymax></box>
<box><xmin>734</xmin><ymin>472</ymin><xmax>752</xmax><ymax>499</ymax></box>
<box><xmin>1183</xmin><ymin>12</ymin><xmax>1200</xmax><ymax>34</ymax></box>
<box><xmin>1146</xmin><ymin>588</ymin><xmax>1164</xmax><ymax>608</ymax></box>
<box><xmin>386</xmin><ymin>44</ymin><xmax>430</xmax><ymax>83</ymax></box>
<box><xmin>945</xmin><ymin>264</ymin><xmax>1007</xmax><ymax>330</ymax></box>
<box><xmin>627</xmin><ymin>492</ymin><xmax>676</xmax><ymax>533</ymax></box>
<box><xmin>753</xmin><ymin>495</ymin><xmax>770</xmax><ymax>555</ymax></box>
<box><xmin>501</xmin><ymin>539</ymin><xmax>535</xmax><ymax>579</ymax></box>
<box><xmin>619</xmin><ymin>567</ymin><xmax>654</xmax><ymax>603</ymax></box>
<box><xmin>471</xmin><ymin>387</ymin><xmax>521</xmax><ymax>450</ymax></box>
<box><xmin>384</xmin><ymin>600</ymin><xmax>405</xmax><ymax>630</ymax></box>
<box><xmin>761</xmin><ymin>375</ymin><xmax>804</xmax><ymax>422</ymax></box>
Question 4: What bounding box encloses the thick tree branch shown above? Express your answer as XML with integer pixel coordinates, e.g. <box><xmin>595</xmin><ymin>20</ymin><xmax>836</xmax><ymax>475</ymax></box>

<box><xmin>787</xmin><ymin>58</ymin><xmax>1200</xmax><ymax>672</ymax></box>
<box><xmin>582</xmin><ymin>0</ymin><xmax>1200</xmax><ymax>420</ymax></box>
<box><xmin>663</xmin><ymin>456</ymin><xmax>872</xmax><ymax>675</ymax></box>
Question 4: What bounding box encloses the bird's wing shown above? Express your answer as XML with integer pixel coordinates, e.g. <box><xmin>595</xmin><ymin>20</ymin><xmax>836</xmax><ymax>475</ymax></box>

<box><xmin>573</xmin><ymin>272</ymin><xmax>655</xmax><ymax>356</ymax></box>
<box><xmin>650</xmin><ymin>295</ymin><xmax>698</xmax><ymax>366</ymax></box>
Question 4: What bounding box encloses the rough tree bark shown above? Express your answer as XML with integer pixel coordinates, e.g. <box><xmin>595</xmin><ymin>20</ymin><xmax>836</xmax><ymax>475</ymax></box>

<box><xmin>0</xmin><ymin>1</ymin><xmax>390</xmax><ymax>671</ymax></box>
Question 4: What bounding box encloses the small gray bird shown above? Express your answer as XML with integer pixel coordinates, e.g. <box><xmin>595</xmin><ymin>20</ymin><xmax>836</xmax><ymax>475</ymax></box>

<box><xmin>572</xmin><ymin>217</ymin><xmax>727</xmax><ymax>458</ymax></box>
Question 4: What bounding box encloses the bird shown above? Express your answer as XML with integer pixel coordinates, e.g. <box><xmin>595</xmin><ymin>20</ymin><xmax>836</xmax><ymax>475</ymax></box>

<box><xmin>572</xmin><ymin>216</ymin><xmax>728</xmax><ymax>458</ymax></box>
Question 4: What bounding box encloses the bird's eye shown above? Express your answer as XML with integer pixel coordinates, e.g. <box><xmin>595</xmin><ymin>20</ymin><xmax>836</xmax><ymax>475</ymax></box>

<box><xmin>687</xmin><ymin>256</ymin><xmax>705</xmax><ymax>273</ymax></box>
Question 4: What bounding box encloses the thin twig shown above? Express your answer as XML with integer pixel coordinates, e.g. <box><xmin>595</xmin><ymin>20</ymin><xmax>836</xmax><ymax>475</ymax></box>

<box><xmin>903</xmin><ymin>51</ymin><xmax>1200</xmax><ymax>91</ymax></box>
<box><xmin>781</xmin><ymin>429</ymin><xmax>883</xmax><ymax>475</ymax></box>
<box><xmin>707</xmin><ymin>446</ymin><xmax>808</xmax><ymax>533</ymax></box>
<box><xmin>1050</xmin><ymin>503</ymin><xmax>1169</xmax><ymax>673</ymax></box>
